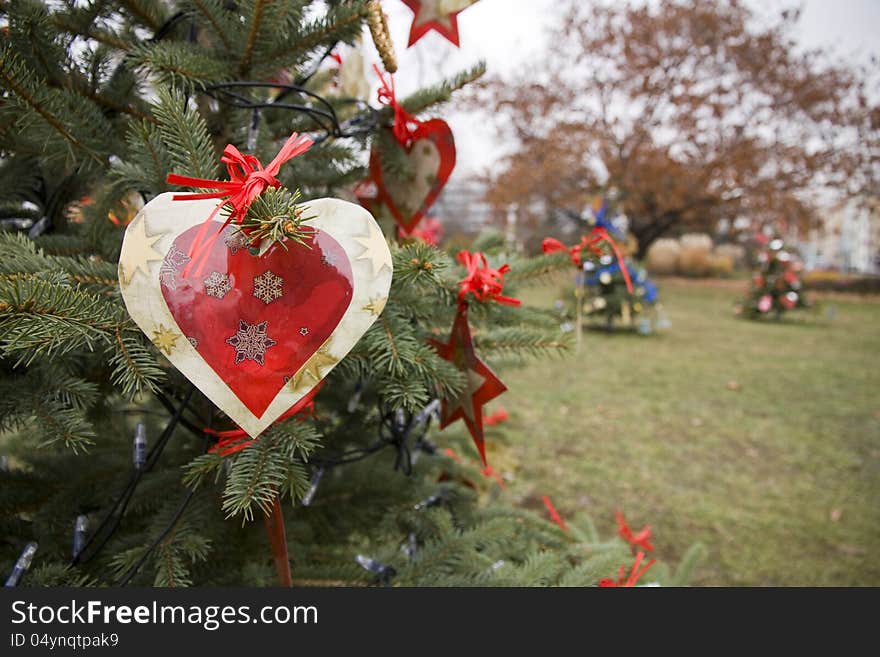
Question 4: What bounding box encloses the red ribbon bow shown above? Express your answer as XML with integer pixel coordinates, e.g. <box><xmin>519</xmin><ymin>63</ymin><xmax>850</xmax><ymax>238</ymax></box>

<box><xmin>373</xmin><ymin>64</ymin><xmax>420</xmax><ymax>148</ymax></box>
<box><xmin>542</xmin><ymin>227</ymin><xmax>633</xmax><ymax>293</ymax></box>
<box><xmin>542</xmin><ymin>236</ymin><xmax>589</xmax><ymax>267</ymax></box>
<box><xmin>166</xmin><ymin>132</ymin><xmax>314</xmax><ymax>277</ymax></box>
<box><xmin>456</xmin><ymin>250</ymin><xmax>520</xmax><ymax>307</ymax></box>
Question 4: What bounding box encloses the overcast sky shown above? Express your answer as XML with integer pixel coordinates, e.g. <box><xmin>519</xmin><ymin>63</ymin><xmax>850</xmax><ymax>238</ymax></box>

<box><xmin>366</xmin><ymin>0</ymin><xmax>880</xmax><ymax>182</ymax></box>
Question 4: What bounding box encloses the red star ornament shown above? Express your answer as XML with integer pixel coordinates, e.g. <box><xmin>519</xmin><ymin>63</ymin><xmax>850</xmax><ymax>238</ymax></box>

<box><xmin>402</xmin><ymin>0</ymin><xmax>478</xmax><ymax>47</ymax></box>
<box><xmin>431</xmin><ymin>305</ymin><xmax>506</xmax><ymax>465</ymax></box>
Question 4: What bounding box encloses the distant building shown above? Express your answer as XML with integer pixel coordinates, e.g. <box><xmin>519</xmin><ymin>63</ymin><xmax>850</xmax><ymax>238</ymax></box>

<box><xmin>430</xmin><ymin>180</ymin><xmax>494</xmax><ymax>236</ymax></box>
<box><xmin>801</xmin><ymin>198</ymin><xmax>880</xmax><ymax>273</ymax></box>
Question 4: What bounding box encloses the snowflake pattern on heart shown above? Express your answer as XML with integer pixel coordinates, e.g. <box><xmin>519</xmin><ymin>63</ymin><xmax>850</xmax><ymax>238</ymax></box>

<box><xmin>226</xmin><ymin>319</ymin><xmax>277</xmax><ymax>365</ymax></box>
<box><xmin>159</xmin><ymin>224</ymin><xmax>354</xmax><ymax>418</ymax></box>
<box><xmin>253</xmin><ymin>270</ymin><xmax>284</xmax><ymax>304</ymax></box>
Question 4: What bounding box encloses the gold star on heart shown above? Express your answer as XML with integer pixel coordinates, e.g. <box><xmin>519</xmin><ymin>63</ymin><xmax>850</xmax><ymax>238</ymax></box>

<box><xmin>354</xmin><ymin>222</ymin><xmax>391</xmax><ymax>276</ymax></box>
<box><xmin>362</xmin><ymin>296</ymin><xmax>388</xmax><ymax>317</ymax></box>
<box><xmin>289</xmin><ymin>343</ymin><xmax>339</xmax><ymax>391</ymax></box>
<box><xmin>151</xmin><ymin>324</ymin><xmax>180</xmax><ymax>355</ymax></box>
<box><xmin>120</xmin><ymin>216</ymin><xmax>164</xmax><ymax>286</ymax></box>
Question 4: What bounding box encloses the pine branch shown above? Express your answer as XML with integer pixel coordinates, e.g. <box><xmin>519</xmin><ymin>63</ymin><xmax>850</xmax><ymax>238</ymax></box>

<box><xmin>118</xmin><ymin>0</ymin><xmax>167</xmax><ymax>32</ymax></box>
<box><xmin>152</xmin><ymin>88</ymin><xmax>218</xmax><ymax>179</ymax></box>
<box><xmin>130</xmin><ymin>42</ymin><xmax>229</xmax><ymax>91</ymax></box>
<box><xmin>474</xmin><ymin>327</ymin><xmax>570</xmax><ymax>356</ymax></box>
<box><xmin>504</xmin><ymin>252</ymin><xmax>571</xmax><ymax>284</ymax></box>
<box><xmin>0</xmin><ymin>276</ymin><xmax>125</xmax><ymax>366</ymax></box>
<box><xmin>187</xmin><ymin>0</ymin><xmax>235</xmax><ymax>51</ymax></box>
<box><xmin>401</xmin><ymin>62</ymin><xmax>487</xmax><ymax>115</ymax></box>
<box><xmin>108</xmin><ymin>328</ymin><xmax>165</xmax><ymax>397</ymax></box>
<box><xmin>30</xmin><ymin>397</ymin><xmax>97</xmax><ymax>452</ymax></box>
<box><xmin>238</xmin><ymin>0</ymin><xmax>268</xmax><ymax>76</ymax></box>
<box><xmin>259</xmin><ymin>3</ymin><xmax>367</xmax><ymax>78</ymax></box>
<box><xmin>50</xmin><ymin>13</ymin><xmax>131</xmax><ymax>52</ymax></box>
<box><xmin>111</xmin><ymin>119</ymin><xmax>174</xmax><ymax>194</ymax></box>
<box><xmin>0</xmin><ymin>44</ymin><xmax>108</xmax><ymax>166</ymax></box>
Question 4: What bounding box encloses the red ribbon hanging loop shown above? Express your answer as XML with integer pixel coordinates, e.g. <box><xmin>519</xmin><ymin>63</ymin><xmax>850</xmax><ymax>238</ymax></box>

<box><xmin>373</xmin><ymin>64</ymin><xmax>420</xmax><ymax>147</ymax></box>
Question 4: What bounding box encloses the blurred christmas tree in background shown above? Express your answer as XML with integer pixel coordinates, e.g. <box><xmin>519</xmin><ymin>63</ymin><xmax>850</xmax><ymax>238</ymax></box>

<box><xmin>738</xmin><ymin>236</ymin><xmax>810</xmax><ymax>320</ymax></box>
<box><xmin>546</xmin><ymin>200</ymin><xmax>667</xmax><ymax>338</ymax></box>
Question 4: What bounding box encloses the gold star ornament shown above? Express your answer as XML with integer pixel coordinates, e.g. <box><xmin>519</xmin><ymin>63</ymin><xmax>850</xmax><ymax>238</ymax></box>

<box><xmin>289</xmin><ymin>343</ymin><xmax>339</xmax><ymax>392</ymax></box>
<box><xmin>354</xmin><ymin>222</ymin><xmax>391</xmax><ymax>276</ymax></box>
<box><xmin>119</xmin><ymin>216</ymin><xmax>165</xmax><ymax>286</ymax></box>
<box><xmin>151</xmin><ymin>324</ymin><xmax>180</xmax><ymax>355</ymax></box>
<box><xmin>362</xmin><ymin>296</ymin><xmax>388</xmax><ymax>317</ymax></box>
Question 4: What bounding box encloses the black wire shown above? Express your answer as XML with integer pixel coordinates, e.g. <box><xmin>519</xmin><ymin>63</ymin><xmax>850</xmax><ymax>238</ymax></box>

<box><xmin>150</xmin><ymin>10</ymin><xmax>189</xmax><ymax>42</ymax></box>
<box><xmin>154</xmin><ymin>389</ymin><xmax>210</xmax><ymax>442</ymax></box>
<box><xmin>307</xmin><ymin>401</ymin><xmax>435</xmax><ymax>471</ymax></box>
<box><xmin>71</xmin><ymin>385</ymin><xmax>195</xmax><ymax>567</ymax></box>
<box><xmin>116</xmin><ymin>402</ymin><xmax>215</xmax><ymax>586</ymax></box>
<box><xmin>116</xmin><ymin>487</ymin><xmax>196</xmax><ymax>586</ymax></box>
<box><xmin>293</xmin><ymin>44</ymin><xmax>339</xmax><ymax>89</ymax></box>
<box><xmin>202</xmin><ymin>79</ymin><xmax>381</xmax><ymax>145</ymax></box>
<box><xmin>204</xmin><ymin>81</ymin><xmax>351</xmax><ymax>138</ymax></box>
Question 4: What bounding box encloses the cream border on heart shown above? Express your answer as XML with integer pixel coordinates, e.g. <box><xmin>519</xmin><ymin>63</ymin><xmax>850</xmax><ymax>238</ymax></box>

<box><xmin>118</xmin><ymin>193</ymin><xmax>392</xmax><ymax>438</ymax></box>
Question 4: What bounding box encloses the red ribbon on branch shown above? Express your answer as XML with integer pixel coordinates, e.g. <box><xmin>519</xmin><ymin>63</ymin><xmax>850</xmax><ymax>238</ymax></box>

<box><xmin>443</xmin><ymin>447</ymin><xmax>463</xmax><ymax>463</ymax></box>
<box><xmin>484</xmin><ymin>406</ymin><xmax>508</xmax><ymax>426</ymax></box>
<box><xmin>205</xmin><ymin>382</ymin><xmax>323</xmax><ymax>457</ymax></box>
<box><xmin>166</xmin><ymin>132</ymin><xmax>314</xmax><ymax>278</ymax></box>
<box><xmin>615</xmin><ymin>510</ymin><xmax>655</xmax><ymax>552</ymax></box>
<box><xmin>599</xmin><ymin>551</ymin><xmax>657</xmax><ymax>587</ymax></box>
<box><xmin>542</xmin><ymin>227</ymin><xmax>634</xmax><ymax>293</ymax></box>
<box><xmin>541</xmin><ymin>495</ymin><xmax>569</xmax><ymax>532</ymax></box>
<box><xmin>542</xmin><ymin>236</ymin><xmax>589</xmax><ymax>267</ymax></box>
<box><xmin>206</xmin><ymin>401</ymin><xmax>316</xmax><ymax>457</ymax></box>
<box><xmin>373</xmin><ymin>64</ymin><xmax>420</xmax><ymax>147</ymax></box>
<box><xmin>481</xmin><ymin>465</ymin><xmax>507</xmax><ymax>490</ymax></box>
<box><xmin>456</xmin><ymin>250</ymin><xmax>520</xmax><ymax>307</ymax></box>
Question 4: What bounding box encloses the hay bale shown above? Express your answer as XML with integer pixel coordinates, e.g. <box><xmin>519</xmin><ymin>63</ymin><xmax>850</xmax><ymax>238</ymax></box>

<box><xmin>713</xmin><ymin>243</ymin><xmax>746</xmax><ymax>269</ymax></box>
<box><xmin>677</xmin><ymin>233</ymin><xmax>713</xmax><ymax>277</ymax></box>
<box><xmin>709</xmin><ymin>252</ymin><xmax>735</xmax><ymax>277</ymax></box>
<box><xmin>645</xmin><ymin>238</ymin><xmax>680</xmax><ymax>275</ymax></box>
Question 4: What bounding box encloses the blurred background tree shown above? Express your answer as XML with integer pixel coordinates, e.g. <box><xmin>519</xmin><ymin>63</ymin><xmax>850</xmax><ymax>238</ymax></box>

<box><xmin>476</xmin><ymin>0</ymin><xmax>878</xmax><ymax>257</ymax></box>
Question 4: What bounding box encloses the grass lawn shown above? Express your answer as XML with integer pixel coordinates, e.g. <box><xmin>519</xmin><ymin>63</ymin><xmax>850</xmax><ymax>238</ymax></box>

<box><xmin>498</xmin><ymin>277</ymin><xmax>880</xmax><ymax>586</ymax></box>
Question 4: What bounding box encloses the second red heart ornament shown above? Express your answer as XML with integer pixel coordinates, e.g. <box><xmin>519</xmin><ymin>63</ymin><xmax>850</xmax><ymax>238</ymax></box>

<box><xmin>368</xmin><ymin>119</ymin><xmax>456</xmax><ymax>233</ymax></box>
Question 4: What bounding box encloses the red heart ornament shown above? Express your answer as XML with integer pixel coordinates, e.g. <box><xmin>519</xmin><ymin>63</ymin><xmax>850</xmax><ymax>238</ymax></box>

<box><xmin>159</xmin><ymin>225</ymin><xmax>352</xmax><ymax>418</ymax></box>
<box><xmin>369</xmin><ymin>119</ymin><xmax>455</xmax><ymax>232</ymax></box>
<box><xmin>119</xmin><ymin>194</ymin><xmax>392</xmax><ymax>437</ymax></box>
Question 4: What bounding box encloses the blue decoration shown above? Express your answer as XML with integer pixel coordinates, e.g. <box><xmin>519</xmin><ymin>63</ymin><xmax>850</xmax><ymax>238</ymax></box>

<box><xmin>584</xmin><ymin>259</ymin><xmax>660</xmax><ymax>305</ymax></box>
